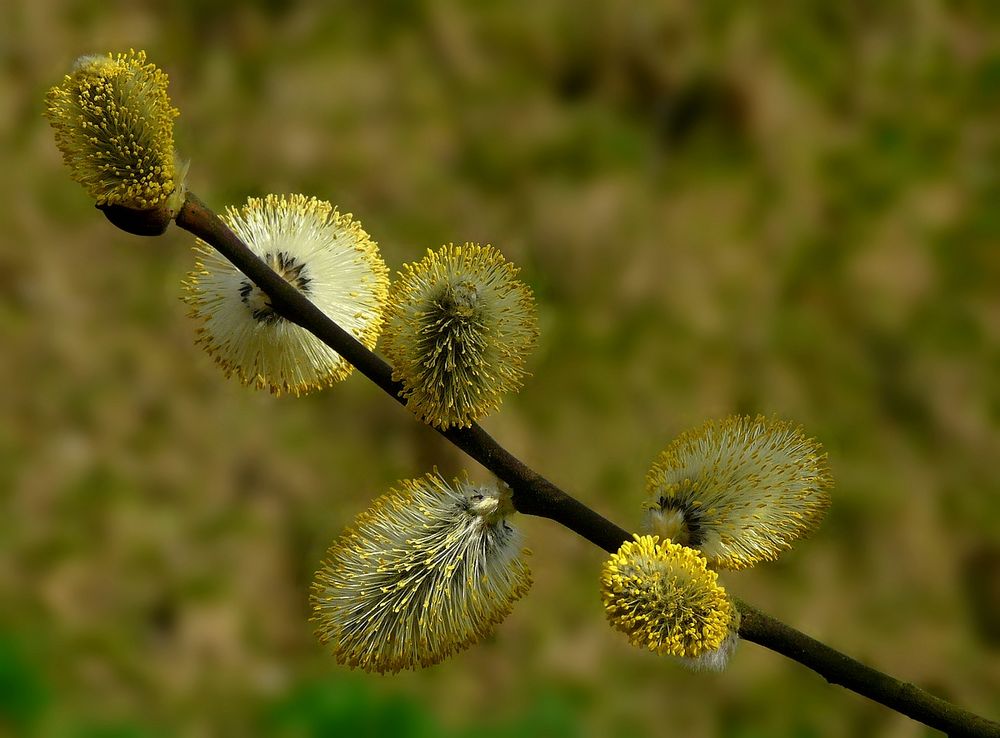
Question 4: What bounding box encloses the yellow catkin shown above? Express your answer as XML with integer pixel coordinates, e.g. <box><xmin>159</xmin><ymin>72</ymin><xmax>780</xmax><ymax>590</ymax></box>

<box><xmin>311</xmin><ymin>473</ymin><xmax>532</xmax><ymax>674</ymax></box>
<box><xmin>381</xmin><ymin>243</ymin><xmax>539</xmax><ymax>429</ymax></box>
<box><xmin>601</xmin><ymin>535</ymin><xmax>734</xmax><ymax>659</ymax></box>
<box><xmin>45</xmin><ymin>50</ymin><xmax>182</xmax><ymax>210</ymax></box>
<box><xmin>184</xmin><ymin>194</ymin><xmax>389</xmax><ymax>396</ymax></box>
<box><xmin>643</xmin><ymin>415</ymin><xmax>833</xmax><ymax>570</ymax></box>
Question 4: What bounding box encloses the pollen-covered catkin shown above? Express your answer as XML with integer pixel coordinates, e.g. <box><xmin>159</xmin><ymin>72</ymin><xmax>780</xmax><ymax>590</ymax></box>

<box><xmin>643</xmin><ymin>415</ymin><xmax>832</xmax><ymax>570</ymax></box>
<box><xmin>184</xmin><ymin>194</ymin><xmax>389</xmax><ymax>395</ymax></box>
<box><xmin>311</xmin><ymin>473</ymin><xmax>532</xmax><ymax>673</ymax></box>
<box><xmin>45</xmin><ymin>50</ymin><xmax>184</xmax><ymax>213</ymax></box>
<box><xmin>382</xmin><ymin>243</ymin><xmax>538</xmax><ymax>429</ymax></box>
<box><xmin>601</xmin><ymin>535</ymin><xmax>735</xmax><ymax>660</ymax></box>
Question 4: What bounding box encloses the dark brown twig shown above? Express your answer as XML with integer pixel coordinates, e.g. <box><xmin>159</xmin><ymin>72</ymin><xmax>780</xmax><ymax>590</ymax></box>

<box><xmin>174</xmin><ymin>191</ymin><xmax>1000</xmax><ymax>738</ymax></box>
<box><xmin>736</xmin><ymin>605</ymin><xmax>1000</xmax><ymax>737</ymax></box>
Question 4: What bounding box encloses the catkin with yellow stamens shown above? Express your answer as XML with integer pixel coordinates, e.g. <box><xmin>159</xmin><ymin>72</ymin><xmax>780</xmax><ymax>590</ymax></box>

<box><xmin>45</xmin><ymin>50</ymin><xmax>185</xmax><ymax>224</ymax></box>
<box><xmin>184</xmin><ymin>194</ymin><xmax>389</xmax><ymax>396</ymax></box>
<box><xmin>643</xmin><ymin>415</ymin><xmax>832</xmax><ymax>570</ymax></box>
<box><xmin>601</xmin><ymin>535</ymin><xmax>736</xmax><ymax>660</ymax></box>
<box><xmin>311</xmin><ymin>473</ymin><xmax>532</xmax><ymax>674</ymax></box>
<box><xmin>382</xmin><ymin>243</ymin><xmax>539</xmax><ymax>429</ymax></box>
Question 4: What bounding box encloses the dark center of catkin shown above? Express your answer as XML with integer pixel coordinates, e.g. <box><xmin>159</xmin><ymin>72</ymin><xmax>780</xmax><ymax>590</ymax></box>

<box><xmin>657</xmin><ymin>495</ymin><xmax>705</xmax><ymax>547</ymax></box>
<box><xmin>441</xmin><ymin>279</ymin><xmax>480</xmax><ymax>319</ymax></box>
<box><xmin>419</xmin><ymin>279</ymin><xmax>487</xmax><ymax>382</ymax></box>
<box><xmin>239</xmin><ymin>251</ymin><xmax>311</xmax><ymax>324</ymax></box>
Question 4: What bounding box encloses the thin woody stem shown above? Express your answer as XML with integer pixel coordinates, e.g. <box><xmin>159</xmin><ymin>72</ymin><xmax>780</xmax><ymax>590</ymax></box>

<box><xmin>735</xmin><ymin>604</ymin><xmax>1000</xmax><ymax>737</ymax></box>
<box><xmin>174</xmin><ymin>191</ymin><xmax>1000</xmax><ymax>738</ymax></box>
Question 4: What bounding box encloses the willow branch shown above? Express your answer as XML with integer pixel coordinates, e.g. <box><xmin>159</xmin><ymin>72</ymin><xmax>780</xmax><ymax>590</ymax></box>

<box><xmin>736</xmin><ymin>604</ymin><xmax>999</xmax><ymax>737</ymax></box>
<box><xmin>172</xmin><ymin>191</ymin><xmax>1000</xmax><ymax>738</ymax></box>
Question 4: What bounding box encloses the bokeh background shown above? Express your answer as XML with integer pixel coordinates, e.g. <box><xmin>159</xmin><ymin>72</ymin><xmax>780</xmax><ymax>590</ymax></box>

<box><xmin>3</xmin><ymin>2</ymin><xmax>1000</xmax><ymax>736</ymax></box>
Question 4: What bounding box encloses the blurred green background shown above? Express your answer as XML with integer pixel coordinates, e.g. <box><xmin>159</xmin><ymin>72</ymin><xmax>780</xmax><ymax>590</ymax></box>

<box><xmin>3</xmin><ymin>1</ymin><xmax>1000</xmax><ymax>736</ymax></box>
